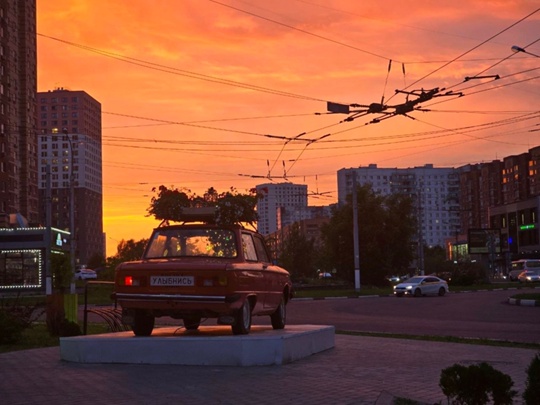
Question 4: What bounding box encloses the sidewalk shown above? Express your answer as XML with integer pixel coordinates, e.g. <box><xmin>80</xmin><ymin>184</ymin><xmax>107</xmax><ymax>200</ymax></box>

<box><xmin>1</xmin><ymin>333</ymin><xmax>536</xmax><ymax>404</ymax></box>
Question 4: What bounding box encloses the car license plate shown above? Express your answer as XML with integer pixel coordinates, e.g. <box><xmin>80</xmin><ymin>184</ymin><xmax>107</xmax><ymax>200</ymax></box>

<box><xmin>150</xmin><ymin>276</ymin><xmax>194</xmax><ymax>286</ymax></box>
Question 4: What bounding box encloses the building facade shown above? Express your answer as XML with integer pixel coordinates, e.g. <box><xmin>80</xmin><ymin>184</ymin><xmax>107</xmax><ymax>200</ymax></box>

<box><xmin>337</xmin><ymin>164</ymin><xmax>461</xmax><ymax>248</ymax></box>
<box><xmin>0</xmin><ymin>1</ymin><xmax>38</xmax><ymax>224</ymax></box>
<box><xmin>256</xmin><ymin>183</ymin><xmax>308</xmax><ymax>235</ymax></box>
<box><xmin>37</xmin><ymin>88</ymin><xmax>104</xmax><ymax>265</ymax></box>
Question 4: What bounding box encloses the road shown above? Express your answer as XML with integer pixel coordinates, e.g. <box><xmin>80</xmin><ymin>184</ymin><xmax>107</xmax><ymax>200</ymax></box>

<box><xmin>284</xmin><ymin>289</ymin><xmax>540</xmax><ymax>344</ymax></box>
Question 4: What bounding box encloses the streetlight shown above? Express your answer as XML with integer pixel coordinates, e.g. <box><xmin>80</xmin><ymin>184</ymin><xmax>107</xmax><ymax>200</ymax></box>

<box><xmin>62</xmin><ymin>127</ymin><xmax>76</xmax><ymax>295</ymax></box>
<box><xmin>511</xmin><ymin>45</ymin><xmax>540</xmax><ymax>58</ymax></box>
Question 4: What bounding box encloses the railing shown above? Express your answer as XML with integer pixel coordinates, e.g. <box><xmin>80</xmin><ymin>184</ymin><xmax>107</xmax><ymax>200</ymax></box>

<box><xmin>82</xmin><ymin>280</ymin><xmax>130</xmax><ymax>335</ymax></box>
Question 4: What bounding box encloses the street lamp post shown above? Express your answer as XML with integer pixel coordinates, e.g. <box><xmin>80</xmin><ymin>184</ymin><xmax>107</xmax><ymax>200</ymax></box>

<box><xmin>63</xmin><ymin>128</ymin><xmax>76</xmax><ymax>295</ymax></box>
<box><xmin>511</xmin><ymin>45</ymin><xmax>540</xmax><ymax>58</ymax></box>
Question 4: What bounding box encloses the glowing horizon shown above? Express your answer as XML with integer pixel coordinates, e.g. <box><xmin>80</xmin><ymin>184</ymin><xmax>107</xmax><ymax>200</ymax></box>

<box><xmin>36</xmin><ymin>1</ymin><xmax>540</xmax><ymax>257</ymax></box>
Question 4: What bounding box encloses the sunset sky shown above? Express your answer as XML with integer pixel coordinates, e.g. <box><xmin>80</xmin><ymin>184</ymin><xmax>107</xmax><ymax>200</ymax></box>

<box><xmin>36</xmin><ymin>1</ymin><xmax>540</xmax><ymax>257</ymax></box>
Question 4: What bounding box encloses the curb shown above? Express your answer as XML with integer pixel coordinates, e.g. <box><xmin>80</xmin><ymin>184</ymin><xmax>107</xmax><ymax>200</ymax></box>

<box><xmin>507</xmin><ymin>297</ymin><xmax>540</xmax><ymax>307</ymax></box>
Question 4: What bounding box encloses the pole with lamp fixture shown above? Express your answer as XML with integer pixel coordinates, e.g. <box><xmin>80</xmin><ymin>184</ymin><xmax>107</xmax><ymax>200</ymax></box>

<box><xmin>62</xmin><ymin>127</ymin><xmax>76</xmax><ymax>295</ymax></box>
<box><xmin>511</xmin><ymin>45</ymin><xmax>540</xmax><ymax>58</ymax></box>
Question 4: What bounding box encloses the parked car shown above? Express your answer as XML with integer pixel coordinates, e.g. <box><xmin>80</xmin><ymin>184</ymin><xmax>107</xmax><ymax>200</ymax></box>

<box><xmin>517</xmin><ymin>270</ymin><xmax>540</xmax><ymax>283</ymax></box>
<box><xmin>318</xmin><ymin>272</ymin><xmax>332</xmax><ymax>279</ymax></box>
<box><xmin>113</xmin><ymin>215</ymin><xmax>293</xmax><ymax>337</ymax></box>
<box><xmin>393</xmin><ymin>275</ymin><xmax>449</xmax><ymax>297</ymax></box>
<box><xmin>74</xmin><ymin>268</ymin><xmax>97</xmax><ymax>280</ymax></box>
<box><xmin>509</xmin><ymin>259</ymin><xmax>540</xmax><ymax>281</ymax></box>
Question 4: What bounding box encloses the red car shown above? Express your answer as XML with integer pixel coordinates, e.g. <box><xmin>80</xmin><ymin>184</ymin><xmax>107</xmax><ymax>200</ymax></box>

<box><xmin>113</xmin><ymin>221</ymin><xmax>293</xmax><ymax>336</ymax></box>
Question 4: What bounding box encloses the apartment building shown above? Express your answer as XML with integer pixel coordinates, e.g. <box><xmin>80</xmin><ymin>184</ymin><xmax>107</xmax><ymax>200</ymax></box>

<box><xmin>337</xmin><ymin>164</ymin><xmax>461</xmax><ymax>248</ymax></box>
<box><xmin>256</xmin><ymin>183</ymin><xmax>308</xmax><ymax>235</ymax></box>
<box><xmin>37</xmin><ymin>88</ymin><xmax>104</xmax><ymax>265</ymax></box>
<box><xmin>0</xmin><ymin>1</ymin><xmax>38</xmax><ymax>224</ymax></box>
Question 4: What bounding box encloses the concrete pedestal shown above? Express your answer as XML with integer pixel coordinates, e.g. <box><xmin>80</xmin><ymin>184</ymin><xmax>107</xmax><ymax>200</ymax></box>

<box><xmin>60</xmin><ymin>324</ymin><xmax>334</xmax><ymax>366</ymax></box>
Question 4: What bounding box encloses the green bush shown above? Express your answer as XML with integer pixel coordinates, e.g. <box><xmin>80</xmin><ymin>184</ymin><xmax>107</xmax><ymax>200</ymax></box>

<box><xmin>450</xmin><ymin>261</ymin><xmax>487</xmax><ymax>286</ymax></box>
<box><xmin>523</xmin><ymin>353</ymin><xmax>540</xmax><ymax>405</ymax></box>
<box><xmin>440</xmin><ymin>362</ymin><xmax>517</xmax><ymax>404</ymax></box>
<box><xmin>0</xmin><ymin>309</ymin><xmax>26</xmax><ymax>344</ymax></box>
<box><xmin>0</xmin><ymin>295</ymin><xmax>44</xmax><ymax>345</ymax></box>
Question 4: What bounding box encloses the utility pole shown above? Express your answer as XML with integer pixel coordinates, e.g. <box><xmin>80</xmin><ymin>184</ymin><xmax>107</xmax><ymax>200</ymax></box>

<box><xmin>45</xmin><ymin>164</ymin><xmax>52</xmax><ymax>295</ymax></box>
<box><xmin>63</xmin><ymin>128</ymin><xmax>76</xmax><ymax>295</ymax></box>
<box><xmin>417</xmin><ymin>184</ymin><xmax>425</xmax><ymax>275</ymax></box>
<box><xmin>352</xmin><ymin>171</ymin><xmax>361</xmax><ymax>290</ymax></box>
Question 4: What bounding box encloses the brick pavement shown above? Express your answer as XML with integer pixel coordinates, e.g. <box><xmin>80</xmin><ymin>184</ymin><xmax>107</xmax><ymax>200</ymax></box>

<box><xmin>1</xmin><ymin>334</ymin><xmax>537</xmax><ymax>405</ymax></box>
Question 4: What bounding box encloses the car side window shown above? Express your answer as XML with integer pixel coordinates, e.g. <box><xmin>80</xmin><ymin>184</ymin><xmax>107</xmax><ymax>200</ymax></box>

<box><xmin>242</xmin><ymin>233</ymin><xmax>258</xmax><ymax>262</ymax></box>
<box><xmin>253</xmin><ymin>235</ymin><xmax>270</xmax><ymax>263</ymax></box>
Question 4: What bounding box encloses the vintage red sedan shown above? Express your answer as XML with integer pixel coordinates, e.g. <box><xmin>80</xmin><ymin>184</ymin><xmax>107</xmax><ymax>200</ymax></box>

<box><xmin>113</xmin><ymin>222</ymin><xmax>293</xmax><ymax>336</ymax></box>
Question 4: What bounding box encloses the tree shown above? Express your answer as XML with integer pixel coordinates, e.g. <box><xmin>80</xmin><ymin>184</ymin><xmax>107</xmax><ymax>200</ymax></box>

<box><xmin>146</xmin><ymin>185</ymin><xmax>259</xmax><ymax>226</ymax></box>
<box><xmin>320</xmin><ymin>184</ymin><xmax>416</xmax><ymax>286</ymax></box>
<box><xmin>278</xmin><ymin>222</ymin><xmax>316</xmax><ymax>281</ymax></box>
<box><xmin>104</xmin><ymin>238</ymin><xmax>148</xmax><ymax>280</ymax></box>
<box><xmin>87</xmin><ymin>253</ymin><xmax>105</xmax><ymax>270</ymax></box>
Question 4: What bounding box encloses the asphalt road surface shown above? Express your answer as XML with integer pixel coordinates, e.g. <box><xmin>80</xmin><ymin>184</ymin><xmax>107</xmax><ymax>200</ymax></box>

<box><xmin>284</xmin><ymin>289</ymin><xmax>540</xmax><ymax>344</ymax></box>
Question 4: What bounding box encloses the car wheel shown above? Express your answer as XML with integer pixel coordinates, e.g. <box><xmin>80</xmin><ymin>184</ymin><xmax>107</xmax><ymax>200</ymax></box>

<box><xmin>438</xmin><ymin>287</ymin><xmax>446</xmax><ymax>296</ymax></box>
<box><xmin>232</xmin><ymin>299</ymin><xmax>252</xmax><ymax>335</ymax></box>
<box><xmin>132</xmin><ymin>310</ymin><xmax>155</xmax><ymax>336</ymax></box>
<box><xmin>270</xmin><ymin>297</ymin><xmax>286</xmax><ymax>330</ymax></box>
<box><xmin>414</xmin><ymin>288</ymin><xmax>422</xmax><ymax>297</ymax></box>
<box><xmin>183</xmin><ymin>316</ymin><xmax>201</xmax><ymax>330</ymax></box>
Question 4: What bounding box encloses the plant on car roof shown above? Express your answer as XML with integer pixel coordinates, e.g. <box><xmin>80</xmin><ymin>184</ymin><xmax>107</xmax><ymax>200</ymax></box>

<box><xmin>146</xmin><ymin>185</ymin><xmax>259</xmax><ymax>226</ymax></box>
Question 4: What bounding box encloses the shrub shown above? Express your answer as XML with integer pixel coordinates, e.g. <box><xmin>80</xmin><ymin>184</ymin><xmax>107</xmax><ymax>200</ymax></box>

<box><xmin>0</xmin><ymin>294</ymin><xmax>44</xmax><ymax>345</ymax></box>
<box><xmin>523</xmin><ymin>353</ymin><xmax>540</xmax><ymax>405</ymax></box>
<box><xmin>440</xmin><ymin>362</ymin><xmax>517</xmax><ymax>404</ymax></box>
<box><xmin>450</xmin><ymin>261</ymin><xmax>487</xmax><ymax>286</ymax></box>
<box><xmin>0</xmin><ymin>309</ymin><xmax>25</xmax><ymax>344</ymax></box>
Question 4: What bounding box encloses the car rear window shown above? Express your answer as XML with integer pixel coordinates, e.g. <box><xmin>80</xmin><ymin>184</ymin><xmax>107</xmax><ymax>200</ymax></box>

<box><xmin>145</xmin><ymin>228</ymin><xmax>237</xmax><ymax>259</ymax></box>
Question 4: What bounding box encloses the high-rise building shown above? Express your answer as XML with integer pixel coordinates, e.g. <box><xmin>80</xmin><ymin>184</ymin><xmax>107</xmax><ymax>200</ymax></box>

<box><xmin>37</xmin><ymin>88</ymin><xmax>104</xmax><ymax>265</ymax></box>
<box><xmin>256</xmin><ymin>183</ymin><xmax>308</xmax><ymax>235</ymax></box>
<box><xmin>337</xmin><ymin>164</ymin><xmax>461</xmax><ymax>248</ymax></box>
<box><xmin>0</xmin><ymin>1</ymin><xmax>38</xmax><ymax>224</ymax></box>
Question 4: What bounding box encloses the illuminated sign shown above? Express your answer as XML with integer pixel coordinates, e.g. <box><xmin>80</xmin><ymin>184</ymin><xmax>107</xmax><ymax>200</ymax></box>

<box><xmin>519</xmin><ymin>224</ymin><xmax>536</xmax><ymax>230</ymax></box>
<box><xmin>468</xmin><ymin>228</ymin><xmax>501</xmax><ymax>254</ymax></box>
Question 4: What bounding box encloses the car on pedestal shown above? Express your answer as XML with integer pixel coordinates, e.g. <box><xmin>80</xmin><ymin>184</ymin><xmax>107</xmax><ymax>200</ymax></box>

<box><xmin>113</xmin><ymin>208</ymin><xmax>293</xmax><ymax>336</ymax></box>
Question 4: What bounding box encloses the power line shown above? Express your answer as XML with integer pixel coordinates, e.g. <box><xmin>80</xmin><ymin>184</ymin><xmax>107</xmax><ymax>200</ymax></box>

<box><xmin>37</xmin><ymin>33</ymin><xmax>329</xmax><ymax>103</ymax></box>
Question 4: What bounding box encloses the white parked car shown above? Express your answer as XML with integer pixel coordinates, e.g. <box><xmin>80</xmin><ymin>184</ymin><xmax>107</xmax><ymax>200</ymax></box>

<box><xmin>393</xmin><ymin>275</ymin><xmax>449</xmax><ymax>297</ymax></box>
<box><xmin>517</xmin><ymin>270</ymin><xmax>540</xmax><ymax>283</ymax></box>
<box><xmin>74</xmin><ymin>268</ymin><xmax>97</xmax><ymax>280</ymax></box>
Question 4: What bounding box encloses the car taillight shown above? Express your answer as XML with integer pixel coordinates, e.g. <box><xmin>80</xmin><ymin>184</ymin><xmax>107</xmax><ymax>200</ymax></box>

<box><xmin>124</xmin><ymin>276</ymin><xmax>140</xmax><ymax>286</ymax></box>
<box><xmin>218</xmin><ymin>275</ymin><xmax>228</xmax><ymax>286</ymax></box>
<box><xmin>200</xmin><ymin>276</ymin><xmax>228</xmax><ymax>287</ymax></box>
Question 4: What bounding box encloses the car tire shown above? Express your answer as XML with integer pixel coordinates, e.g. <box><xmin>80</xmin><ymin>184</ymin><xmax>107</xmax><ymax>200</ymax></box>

<box><xmin>232</xmin><ymin>299</ymin><xmax>252</xmax><ymax>335</ymax></box>
<box><xmin>414</xmin><ymin>288</ymin><xmax>422</xmax><ymax>297</ymax></box>
<box><xmin>183</xmin><ymin>316</ymin><xmax>201</xmax><ymax>330</ymax></box>
<box><xmin>438</xmin><ymin>287</ymin><xmax>446</xmax><ymax>296</ymax></box>
<box><xmin>270</xmin><ymin>297</ymin><xmax>286</xmax><ymax>330</ymax></box>
<box><xmin>132</xmin><ymin>310</ymin><xmax>155</xmax><ymax>336</ymax></box>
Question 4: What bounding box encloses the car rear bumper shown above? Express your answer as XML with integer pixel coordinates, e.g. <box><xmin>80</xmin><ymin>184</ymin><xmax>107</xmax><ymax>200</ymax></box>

<box><xmin>114</xmin><ymin>292</ymin><xmax>245</xmax><ymax>314</ymax></box>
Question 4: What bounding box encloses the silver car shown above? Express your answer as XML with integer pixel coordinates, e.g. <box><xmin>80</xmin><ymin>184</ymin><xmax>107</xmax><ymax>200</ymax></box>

<box><xmin>393</xmin><ymin>275</ymin><xmax>449</xmax><ymax>297</ymax></box>
<box><xmin>517</xmin><ymin>270</ymin><xmax>540</xmax><ymax>283</ymax></box>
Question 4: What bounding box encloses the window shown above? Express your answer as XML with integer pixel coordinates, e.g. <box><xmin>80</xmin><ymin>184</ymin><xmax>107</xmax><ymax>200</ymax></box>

<box><xmin>242</xmin><ymin>234</ymin><xmax>258</xmax><ymax>261</ymax></box>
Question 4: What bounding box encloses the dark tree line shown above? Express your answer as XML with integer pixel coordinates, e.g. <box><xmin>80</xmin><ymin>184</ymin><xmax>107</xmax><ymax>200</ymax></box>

<box><xmin>280</xmin><ymin>184</ymin><xmax>417</xmax><ymax>286</ymax></box>
<box><xmin>106</xmin><ymin>184</ymin><xmax>417</xmax><ymax>287</ymax></box>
